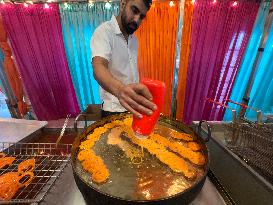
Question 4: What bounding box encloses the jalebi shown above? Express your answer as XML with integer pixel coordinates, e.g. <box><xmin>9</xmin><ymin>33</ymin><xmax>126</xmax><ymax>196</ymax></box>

<box><xmin>103</xmin><ymin>123</ymin><xmax>115</xmax><ymax>129</ymax></box>
<box><xmin>77</xmin><ymin>116</ymin><xmax>205</xmax><ymax>183</ymax></box>
<box><xmin>18</xmin><ymin>159</ymin><xmax>35</xmax><ymax>174</ymax></box>
<box><xmin>0</xmin><ymin>157</ymin><xmax>15</xmax><ymax>169</ymax></box>
<box><xmin>77</xmin><ymin>149</ymin><xmax>95</xmax><ymax>162</ymax></box>
<box><xmin>79</xmin><ymin>139</ymin><xmax>96</xmax><ymax>150</ymax></box>
<box><xmin>81</xmin><ymin>153</ymin><xmax>109</xmax><ymax>184</ymax></box>
<box><xmin>149</xmin><ymin>133</ymin><xmax>205</xmax><ymax>166</ymax></box>
<box><xmin>91</xmin><ymin>168</ymin><xmax>110</xmax><ymax>184</ymax></box>
<box><xmin>0</xmin><ymin>155</ymin><xmax>36</xmax><ymax>201</ymax></box>
<box><xmin>18</xmin><ymin>171</ymin><xmax>34</xmax><ymax>187</ymax></box>
<box><xmin>84</xmin><ymin>126</ymin><xmax>109</xmax><ymax>147</ymax></box>
<box><xmin>120</xmin><ymin>124</ymin><xmax>196</xmax><ymax>179</ymax></box>
<box><xmin>0</xmin><ymin>172</ymin><xmax>21</xmax><ymax>186</ymax></box>
<box><xmin>111</xmin><ymin>120</ymin><xmax>123</xmax><ymax>126</ymax></box>
<box><xmin>0</xmin><ymin>171</ymin><xmax>34</xmax><ymax>201</ymax></box>
<box><xmin>170</xmin><ymin>130</ymin><xmax>193</xmax><ymax>142</ymax></box>
<box><xmin>187</xmin><ymin>142</ymin><xmax>201</xmax><ymax>151</ymax></box>
<box><xmin>169</xmin><ymin>142</ymin><xmax>205</xmax><ymax>166</ymax></box>
<box><xmin>0</xmin><ymin>153</ymin><xmax>5</xmax><ymax>158</ymax></box>
<box><xmin>123</xmin><ymin>118</ymin><xmax>133</xmax><ymax>127</ymax></box>
<box><xmin>78</xmin><ymin>124</ymin><xmax>110</xmax><ymax>184</ymax></box>
<box><xmin>0</xmin><ymin>181</ymin><xmax>20</xmax><ymax>201</ymax></box>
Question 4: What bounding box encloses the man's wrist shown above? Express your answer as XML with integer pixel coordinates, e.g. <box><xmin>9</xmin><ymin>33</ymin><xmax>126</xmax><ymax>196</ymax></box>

<box><xmin>113</xmin><ymin>82</ymin><xmax>125</xmax><ymax>98</ymax></box>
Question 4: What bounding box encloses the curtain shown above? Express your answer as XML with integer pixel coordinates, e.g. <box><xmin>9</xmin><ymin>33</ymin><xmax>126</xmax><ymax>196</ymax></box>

<box><xmin>0</xmin><ymin>4</ymin><xmax>80</xmax><ymax>120</ymax></box>
<box><xmin>136</xmin><ymin>1</ymin><xmax>179</xmax><ymax>116</ymax></box>
<box><xmin>0</xmin><ymin>14</ymin><xmax>27</xmax><ymax>117</ymax></box>
<box><xmin>246</xmin><ymin>21</ymin><xmax>273</xmax><ymax>119</ymax></box>
<box><xmin>224</xmin><ymin>1</ymin><xmax>271</xmax><ymax>120</ymax></box>
<box><xmin>183</xmin><ymin>0</ymin><xmax>259</xmax><ymax>124</ymax></box>
<box><xmin>59</xmin><ymin>3</ymin><xmax>119</xmax><ymax>111</ymax></box>
<box><xmin>0</xmin><ymin>89</ymin><xmax>11</xmax><ymax>119</ymax></box>
<box><xmin>175</xmin><ymin>0</ymin><xmax>194</xmax><ymax>120</ymax></box>
<box><xmin>0</xmin><ymin>49</ymin><xmax>14</xmax><ymax>118</ymax></box>
<box><xmin>0</xmin><ymin>49</ymin><xmax>5</xmax><ymax>94</ymax></box>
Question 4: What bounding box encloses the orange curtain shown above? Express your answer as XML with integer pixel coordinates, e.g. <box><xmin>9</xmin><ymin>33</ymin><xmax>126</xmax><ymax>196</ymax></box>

<box><xmin>175</xmin><ymin>0</ymin><xmax>194</xmax><ymax>120</ymax></box>
<box><xmin>0</xmin><ymin>15</ymin><xmax>27</xmax><ymax>117</ymax></box>
<box><xmin>136</xmin><ymin>1</ymin><xmax>179</xmax><ymax>116</ymax></box>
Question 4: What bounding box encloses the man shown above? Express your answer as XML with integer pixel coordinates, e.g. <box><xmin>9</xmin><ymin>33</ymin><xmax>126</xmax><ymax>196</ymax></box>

<box><xmin>91</xmin><ymin>0</ymin><xmax>157</xmax><ymax>119</ymax></box>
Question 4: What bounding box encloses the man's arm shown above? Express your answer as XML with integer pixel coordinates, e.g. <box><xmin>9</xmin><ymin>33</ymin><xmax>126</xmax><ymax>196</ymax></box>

<box><xmin>92</xmin><ymin>56</ymin><xmax>156</xmax><ymax>118</ymax></box>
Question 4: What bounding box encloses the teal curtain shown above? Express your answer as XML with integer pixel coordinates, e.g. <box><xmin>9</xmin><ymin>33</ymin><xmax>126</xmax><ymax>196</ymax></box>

<box><xmin>224</xmin><ymin>1</ymin><xmax>270</xmax><ymax>120</ymax></box>
<box><xmin>0</xmin><ymin>49</ymin><xmax>5</xmax><ymax>94</ymax></box>
<box><xmin>0</xmin><ymin>49</ymin><xmax>12</xmax><ymax>118</ymax></box>
<box><xmin>246</xmin><ymin>20</ymin><xmax>273</xmax><ymax>119</ymax></box>
<box><xmin>0</xmin><ymin>48</ymin><xmax>15</xmax><ymax>103</ymax></box>
<box><xmin>59</xmin><ymin>3</ymin><xmax>119</xmax><ymax>110</ymax></box>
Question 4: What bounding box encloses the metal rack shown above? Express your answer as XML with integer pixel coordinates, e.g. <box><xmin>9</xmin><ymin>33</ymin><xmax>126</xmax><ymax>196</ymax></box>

<box><xmin>0</xmin><ymin>142</ymin><xmax>71</xmax><ymax>204</ymax></box>
<box><xmin>206</xmin><ymin>98</ymin><xmax>273</xmax><ymax>182</ymax></box>
<box><xmin>225</xmin><ymin>120</ymin><xmax>273</xmax><ymax>181</ymax></box>
<box><xmin>224</xmin><ymin>99</ymin><xmax>273</xmax><ymax>181</ymax></box>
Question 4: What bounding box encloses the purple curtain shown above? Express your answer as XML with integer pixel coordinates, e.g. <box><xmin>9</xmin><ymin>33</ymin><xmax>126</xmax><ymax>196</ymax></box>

<box><xmin>0</xmin><ymin>4</ymin><xmax>80</xmax><ymax>120</ymax></box>
<box><xmin>183</xmin><ymin>0</ymin><xmax>259</xmax><ymax>124</ymax></box>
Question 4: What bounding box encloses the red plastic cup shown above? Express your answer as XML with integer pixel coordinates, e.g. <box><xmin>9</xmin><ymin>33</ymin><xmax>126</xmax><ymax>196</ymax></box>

<box><xmin>132</xmin><ymin>78</ymin><xmax>166</xmax><ymax>138</ymax></box>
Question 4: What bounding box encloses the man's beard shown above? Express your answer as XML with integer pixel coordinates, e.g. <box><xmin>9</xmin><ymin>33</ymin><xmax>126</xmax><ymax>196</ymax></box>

<box><xmin>121</xmin><ymin>14</ymin><xmax>138</xmax><ymax>35</ymax></box>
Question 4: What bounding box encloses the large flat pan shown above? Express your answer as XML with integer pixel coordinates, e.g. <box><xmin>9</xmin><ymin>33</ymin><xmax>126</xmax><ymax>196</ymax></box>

<box><xmin>71</xmin><ymin>114</ymin><xmax>209</xmax><ymax>205</ymax></box>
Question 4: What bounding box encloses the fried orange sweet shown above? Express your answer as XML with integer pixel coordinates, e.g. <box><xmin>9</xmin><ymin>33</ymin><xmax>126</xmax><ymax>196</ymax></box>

<box><xmin>82</xmin><ymin>156</ymin><xmax>109</xmax><ymax>183</ymax></box>
<box><xmin>18</xmin><ymin>159</ymin><xmax>35</xmax><ymax>174</ymax></box>
<box><xmin>103</xmin><ymin>123</ymin><xmax>115</xmax><ymax>129</ymax></box>
<box><xmin>78</xmin><ymin>122</ymin><xmax>113</xmax><ymax>184</ymax></box>
<box><xmin>187</xmin><ymin>142</ymin><xmax>201</xmax><ymax>151</ymax></box>
<box><xmin>77</xmin><ymin>149</ymin><xmax>95</xmax><ymax>162</ymax></box>
<box><xmin>91</xmin><ymin>168</ymin><xmax>110</xmax><ymax>184</ymax></box>
<box><xmin>18</xmin><ymin>171</ymin><xmax>34</xmax><ymax>187</ymax></box>
<box><xmin>0</xmin><ymin>181</ymin><xmax>20</xmax><ymax>201</ymax></box>
<box><xmin>120</xmin><ymin>124</ymin><xmax>197</xmax><ymax>179</ymax></box>
<box><xmin>0</xmin><ymin>172</ymin><xmax>21</xmax><ymax>186</ymax></box>
<box><xmin>123</xmin><ymin>118</ymin><xmax>133</xmax><ymax>127</ymax></box>
<box><xmin>0</xmin><ymin>157</ymin><xmax>15</xmax><ymax>169</ymax></box>
<box><xmin>149</xmin><ymin>133</ymin><xmax>205</xmax><ymax>166</ymax></box>
<box><xmin>170</xmin><ymin>130</ymin><xmax>193</xmax><ymax>142</ymax></box>
<box><xmin>0</xmin><ymin>171</ymin><xmax>34</xmax><ymax>201</ymax></box>
<box><xmin>170</xmin><ymin>142</ymin><xmax>205</xmax><ymax>166</ymax></box>
<box><xmin>79</xmin><ymin>140</ymin><xmax>96</xmax><ymax>150</ymax></box>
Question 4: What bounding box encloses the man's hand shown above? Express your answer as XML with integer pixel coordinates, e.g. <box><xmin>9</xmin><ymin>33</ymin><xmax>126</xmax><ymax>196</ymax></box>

<box><xmin>117</xmin><ymin>83</ymin><xmax>157</xmax><ymax>118</ymax></box>
<box><xmin>92</xmin><ymin>57</ymin><xmax>156</xmax><ymax>118</ymax></box>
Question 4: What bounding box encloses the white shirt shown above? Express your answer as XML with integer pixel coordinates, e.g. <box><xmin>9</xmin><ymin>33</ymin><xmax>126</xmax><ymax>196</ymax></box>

<box><xmin>90</xmin><ymin>16</ymin><xmax>139</xmax><ymax>112</ymax></box>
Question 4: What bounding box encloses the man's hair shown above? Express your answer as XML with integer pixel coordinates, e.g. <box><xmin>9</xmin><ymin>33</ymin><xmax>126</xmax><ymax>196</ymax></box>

<box><xmin>143</xmin><ymin>0</ymin><xmax>152</xmax><ymax>9</ymax></box>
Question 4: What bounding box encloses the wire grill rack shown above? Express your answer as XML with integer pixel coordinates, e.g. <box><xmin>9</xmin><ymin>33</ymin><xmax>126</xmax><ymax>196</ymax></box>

<box><xmin>224</xmin><ymin>122</ymin><xmax>273</xmax><ymax>182</ymax></box>
<box><xmin>0</xmin><ymin>142</ymin><xmax>71</xmax><ymax>204</ymax></box>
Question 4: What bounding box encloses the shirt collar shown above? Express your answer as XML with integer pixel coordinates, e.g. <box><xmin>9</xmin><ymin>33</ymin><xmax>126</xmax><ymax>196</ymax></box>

<box><xmin>110</xmin><ymin>15</ymin><xmax>133</xmax><ymax>39</ymax></box>
<box><xmin>111</xmin><ymin>15</ymin><xmax>122</xmax><ymax>35</ymax></box>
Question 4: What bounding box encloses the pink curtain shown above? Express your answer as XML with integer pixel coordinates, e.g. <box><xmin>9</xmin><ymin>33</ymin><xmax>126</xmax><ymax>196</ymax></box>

<box><xmin>0</xmin><ymin>4</ymin><xmax>80</xmax><ymax>120</ymax></box>
<box><xmin>183</xmin><ymin>0</ymin><xmax>259</xmax><ymax>124</ymax></box>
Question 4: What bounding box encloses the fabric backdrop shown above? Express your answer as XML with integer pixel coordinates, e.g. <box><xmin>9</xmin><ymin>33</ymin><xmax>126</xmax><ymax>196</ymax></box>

<box><xmin>183</xmin><ymin>0</ymin><xmax>259</xmax><ymax>124</ymax></box>
<box><xmin>224</xmin><ymin>1</ymin><xmax>271</xmax><ymax>120</ymax></box>
<box><xmin>59</xmin><ymin>2</ymin><xmax>119</xmax><ymax>111</ymax></box>
<box><xmin>0</xmin><ymin>4</ymin><xmax>80</xmax><ymax>120</ymax></box>
<box><xmin>136</xmin><ymin>1</ymin><xmax>179</xmax><ymax>116</ymax></box>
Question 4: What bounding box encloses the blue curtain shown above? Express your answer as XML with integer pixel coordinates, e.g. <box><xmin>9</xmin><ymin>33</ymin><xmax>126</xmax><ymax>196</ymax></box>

<box><xmin>224</xmin><ymin>1</ymin><xmax>270</xmax><ymax>120</ymax></box>
<box><xmin>0</xmin><ymin>49</ymin><xmax>5</xmax><ymax>94</ymax></box>
<box><xmin>59</xmin><ymin>3</ymin><xmax>119</xmax><ymax>111</ymax></box>
<box><xmin>246</xmin><ymin>20</ymin><xmax>273</xmax><ymax>119</ymax></box>
<box><xmin>0</xmin><ymin>49</ymin><xmax>12</xmax><ymax>118</ymax></box>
